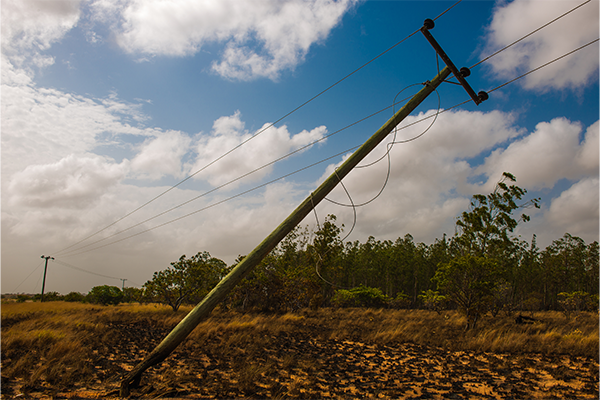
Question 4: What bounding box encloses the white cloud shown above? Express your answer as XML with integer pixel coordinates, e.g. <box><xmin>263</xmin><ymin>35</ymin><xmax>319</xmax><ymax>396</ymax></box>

<box><xmin>546</xmin><ymin>177</ymin><xmax>599</xmax><ymax>239</ymax></box>
<box><xmin>102</xmin><ymin>0</ymin><xmax>358</xmax><ymax>80</ymax></box>
<box><xmin>577</xmin><ymin>120</ymin><xmax>599</xmax><ymax>173</ymax></box>
<box><xmin>476</xmin><ymin>118</ymin><xmax>599</xmax><ymax>190</ymax></box>
<box><xmin>131</xmin><ymin>131</ymin><xmax>192</xmax><ymax>180</ymax></box>
<box><xmin>1</xmin><ymin>59</ymin><xmax>158</xmax><ymax>185</ymax></box>
<box><xmin>483</xmin><ymin>0</ymin><xmax>599</xmax><ymax>90</ymax></box>
<box><xmin>8</xmin><ymin>154</ymin><xmax>126</xmax><ymax>209</ymax></box>
<box><xmin>1</xmin><ymin>0</ymin><xmax>82</xmax><ymax>69</ymax></box>
<box><xmin>190</xmin><ymin>111</ymin><xmax>327</xmax><ymax>188</ymax></box>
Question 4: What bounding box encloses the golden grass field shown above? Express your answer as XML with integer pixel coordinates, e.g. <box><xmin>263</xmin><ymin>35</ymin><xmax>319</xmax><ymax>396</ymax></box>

<box><xmin>1</xmin><ymin>301</ymin><xmax>598</xmax><ymax>399</ymax></box>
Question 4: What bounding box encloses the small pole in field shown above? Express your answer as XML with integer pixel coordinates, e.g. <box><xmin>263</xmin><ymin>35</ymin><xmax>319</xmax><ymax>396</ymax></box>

<box><xmin>40</xmin><ymin>255</ymin><xmax>54</xmax><ymax>302</ymax></box>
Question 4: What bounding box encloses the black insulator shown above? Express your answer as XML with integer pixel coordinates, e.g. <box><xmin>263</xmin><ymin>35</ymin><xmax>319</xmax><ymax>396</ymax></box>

<box><xmin>423</xmin><ymin>19</ymin><xmax>435</xmax><ymax>30</ymax></box>
<box><xmin>460</xmin><ymin>67</ymin><xmax>471</xmax><ymax>77</ymax></box>
<box><xmin>478</xmin><ymin>91</ymin><xmax>489</xmax><ymax>102</ymax></box>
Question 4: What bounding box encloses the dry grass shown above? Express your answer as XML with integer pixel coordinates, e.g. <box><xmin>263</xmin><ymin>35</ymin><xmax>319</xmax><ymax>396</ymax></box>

<box><xmin>1</xmin><ymin>302</ymin><xmax>598</xmax><ymax>398</ymax></box>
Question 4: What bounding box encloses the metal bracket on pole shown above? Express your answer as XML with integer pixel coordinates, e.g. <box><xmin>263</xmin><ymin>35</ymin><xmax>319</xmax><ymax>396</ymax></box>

<box><xmin>420</xmin><ymin>19</ymin><xmax>488</xmax><ymax>105</ymax></box>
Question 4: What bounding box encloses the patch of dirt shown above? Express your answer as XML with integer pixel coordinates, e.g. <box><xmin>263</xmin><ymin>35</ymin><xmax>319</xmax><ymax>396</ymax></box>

<box><xmin>2</xmin><ymin>318</ymin><xmax>598</xmax><ymax>399</ymax></box>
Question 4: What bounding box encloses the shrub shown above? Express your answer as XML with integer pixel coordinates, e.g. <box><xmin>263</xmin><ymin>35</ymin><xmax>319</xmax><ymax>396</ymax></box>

<box><xmin>86</xmin><ymin>285</ymin><xmax>123</xmax><ymax>306</ymax></box>
<box><xmin>418</xmin><ymin>289</ymin><xmax>446</xmax><ymax>313</ymax></box>
<box><xmin>331</xmin><ymin>285</ymin><xmax>389</xmax><ymax>308</ymax></box>
<box><xmin>16</xmin><ymin>294</ymin><xmax>31</xmax><ymax>303</ymax></box>
<box><xmin>63</xmin><ymin>292</ymin><xmax>85</xmax><ymax>302</ymax></box>
<box><xmin>390</xmin><ymin>292</ymin><xmax>411</xmax><ymax>309</ymax></box>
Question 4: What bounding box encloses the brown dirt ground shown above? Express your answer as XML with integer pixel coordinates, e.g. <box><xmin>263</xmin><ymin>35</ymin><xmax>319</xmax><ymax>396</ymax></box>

<box><xmin>2</xmin><ymin>316</ymin><xmax>598</xmax><ymax>399</ymax></box>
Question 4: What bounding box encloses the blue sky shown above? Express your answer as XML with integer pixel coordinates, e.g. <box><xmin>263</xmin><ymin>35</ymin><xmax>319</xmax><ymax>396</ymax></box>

<box><xmin>2</xmin><ymin>0</ymin><xmax>598</xmax><ymax>295</ymax></box>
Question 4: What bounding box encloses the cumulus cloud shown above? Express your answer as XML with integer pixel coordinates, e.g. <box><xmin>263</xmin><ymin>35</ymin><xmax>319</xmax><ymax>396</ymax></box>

<box><xmin>8</xmin><ymin>155</ymin><xmax>126</xmax><ymax>209</ymax></box>
<box><xmin>98</xmin><ymin>0</ymin><xmax>357</xmax><ymax>80</ymax></box>
<box><xmin>1</xmin><ymin>64</ymin><xmax>156</xmax><ymax>183</ymax></box>
<box><xmin>190</xmin><ymin>111</ymin><xmax>327</xmax><ymax>188</ymax></box>
<box><xmin>1</xmin><ymin>0</ymin><xmax>82</xmax><ymax>68</ymax></box>
<box><xmin>546</xmin><ymin>177</ymin><xmax>599</xmax><ymax>239</ymax></box>
<box><xmin>482</xmin><ymin>0</ymin><xmax>599</xmax><ymax>90</ymax></box>
<box><xmin>476</xmin><ymin>118</ymin><xmax>599</xmax><ymax>190</ymax></box>
<box><xmin>131</xmin><ymin>131</ymin><xmax>192</xmax><ymax>180</ymax></box>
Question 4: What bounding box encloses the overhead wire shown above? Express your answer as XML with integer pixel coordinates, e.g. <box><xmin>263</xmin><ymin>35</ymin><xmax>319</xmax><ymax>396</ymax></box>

<box><xmin>52</xmin><ymin>0</ymin><xmax>466</xmax><ymax>258</ymax></box>
<box><xmin>58</xmin><ymin>36</ymin><xmax>597</xmax><ymax>259</ymax></box>
<box><xmin>52</xmin><ymin>20</ymin><xmax>429</xmax><ymax>258</ymax></box>
<box><xmin>53</xmin><ymin>259</ymin><xmax>123</xmax><ymax>281</ymax></box>
<box><xmin>324</xmin><ymin>84</ymin><xmax>441</xmax><ymax>209</ymax></box>
<box><xmin>61</xmin><ymin>147</ymin><xmax>364</xmax><ymax>258</ymax></box>
<box><xmin>55</xmin><ymin>93</ymin><xmax>417</xmax><ymax>257</ymax></box>
<box><xmin>54</xmin><ymin>1</ymin><xmax>593</xmax><ymax>260</ymax></box>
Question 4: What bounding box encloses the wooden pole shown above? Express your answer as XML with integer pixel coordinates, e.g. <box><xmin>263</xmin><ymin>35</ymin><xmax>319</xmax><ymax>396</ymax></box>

<box><xmin>121</xmin><ymin>66</ymin><xmax>451</xmax><ymax>396</ymax></box>
<box><xmin>40</xmin><ymin>255</ymin><xmax>54</xmax><ymax>302</ymax></box>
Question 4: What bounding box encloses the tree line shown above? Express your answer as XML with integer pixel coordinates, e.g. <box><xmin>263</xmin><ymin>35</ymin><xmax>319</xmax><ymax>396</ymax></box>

<box><xmin>12</xmin><ymin>174</ymin><xmax>598</xmax><ymax>329</ymax></box>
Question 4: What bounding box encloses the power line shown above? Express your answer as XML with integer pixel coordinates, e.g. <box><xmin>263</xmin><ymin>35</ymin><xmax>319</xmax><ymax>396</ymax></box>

<box><xmin>58</xmin><ymin>36</ymin><xmax>596</xmax><ymax>258</ymax></box>
<box><xmin>55</xmin><ymin>93</ymin><xmax>418</xmax><ymax>257</ymax></box>
<box><xmin>325</xmin><ymin>85</ymin><xmax>442</xmax><ymax>209</ymax></box>
<box><xmin>58</xmin><ymin>30</ymin><xmax>588</xmax><ymax>258</ymax></box>
<box><xmin>433</xmin><ymin>0</ymin><xmax>463</xmax><ymax>21</ymax></box>
<box><xmin>53</xmin><ymin>28</ymin><xmax>420</xmax><ymax>257</ymax></box>
<box><xmin>61</xmin><ymin>147</ymin><xmax>363</xmax><ymax>257</ymax></box>
<box><xmin>58</xmin><ymin>0</ymin><xmax>596</xmax><ymax>259</ymax></box>
<box><xmin>53</xmin><ymin>258</ymin><xmax>123</xmax><ymax>281</ymax></box>
<box><xmin>71</xmin><ymin>2</ymin><xmax>594</xmax><ymax>257</ymax></box>
<box><xmin>52</xmin><ymin>0</ymin><xmax>465</xmax><ymax>258</ymax></box>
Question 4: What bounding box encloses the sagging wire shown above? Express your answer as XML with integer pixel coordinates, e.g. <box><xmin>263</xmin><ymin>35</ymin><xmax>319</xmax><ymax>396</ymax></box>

<box><xmin>311</xmin><ymin>171</ymin><xmax>356</xmax><ymax>289</ymax></box>
<box><xmin>324</xmin><ymin>82</ymin><xmax>441</xmax><ymax>209</ymax></box>
<box><xmin>313</xmin><ymin>83</ymin><xmax>442</xmax><ymax>288</ymax></box>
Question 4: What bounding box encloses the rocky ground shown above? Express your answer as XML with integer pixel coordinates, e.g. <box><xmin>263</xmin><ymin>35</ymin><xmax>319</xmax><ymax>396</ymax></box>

<box><xmin>2</xmin><ymin>316</ymin><xmax>598</xmax><ymax>399</ymax></box>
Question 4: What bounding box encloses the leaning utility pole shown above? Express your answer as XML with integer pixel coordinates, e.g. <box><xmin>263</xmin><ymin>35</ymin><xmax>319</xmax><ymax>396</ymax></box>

<box><xmin>120</xmin><ymin>278</ymin><xmax>127</xmax><ymax>291</ymax></box>
<box><xmin>40</xmin><ymin>255</ymin><xmax>54</xmax><ymax>302</ymax></box>
<box><xmin>120</xmin><ymin>19</ymin><xmax>488</xmax><ymax>396</ymax></box>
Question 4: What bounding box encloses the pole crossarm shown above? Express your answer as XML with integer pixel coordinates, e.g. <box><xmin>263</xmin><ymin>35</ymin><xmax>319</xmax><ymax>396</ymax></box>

<box><xmin>420</xmin><ymin>19</ymin><xmax>488</xmax><ymax>105</ymax></box>
<box><xmin>120</xmin><ymin>65</ymin><xmax>452</xmax><ymax>396</ymax></box>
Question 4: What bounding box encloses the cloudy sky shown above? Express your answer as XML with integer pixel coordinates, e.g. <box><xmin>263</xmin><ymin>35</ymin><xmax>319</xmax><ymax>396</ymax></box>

<box><xmin>2</xmin><ymin>0</ymin><xmax>598</xmax><ymax>295</ymax></box>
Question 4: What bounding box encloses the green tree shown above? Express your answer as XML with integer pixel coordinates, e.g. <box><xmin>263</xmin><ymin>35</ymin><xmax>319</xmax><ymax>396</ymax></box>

<box><xmin>63</xmin><ymin>291</ymin><xmax>85</xmax><ymax>302</ymax></box>
<box><xmin>87</xmin><ymin>285</ymin><xmax>123</xmax><ymax>305</ymax></box>
<box><xmin>454</xmin><ymin>172</ymin><xmax>539</xmax><ymax>257</ymax></box>
<box><xmin>331</xmin><ymin>285</ymin><xmax>389</xmax><ymax>308</ymax></box>
<box><xmin>122</xmin><ymin>287</ymin><xmax>144</xmax><ymax>303</ymax></box>
<box><xmin>144</xmin><ymin>251</ymin><xmax>226</xmax><ymax>312</ymax></box>
<box><xmin>434</xmin><ymin>255</ymin><xmax>499</xmax><ymax>330</ymax></box>
<box><xmin>436</xmin><ymin>173</ymin><xmax>536</xmax><ymax>328</ymax></box>
<box><xmin>540</xmin><ymin>234</ymin><xmax>597</xmax><ymax>309</ymax></box>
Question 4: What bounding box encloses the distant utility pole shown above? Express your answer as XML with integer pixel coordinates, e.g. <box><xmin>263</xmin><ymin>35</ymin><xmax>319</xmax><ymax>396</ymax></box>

<box><xmin>120</xmin><ymin>278</ymin><xmax>127</xmax><ymax>290</ymax></box>
<box><xmin>40</xmin><ymin>255</ymin><xmax>54</xmax><ymax>302</ymax></box>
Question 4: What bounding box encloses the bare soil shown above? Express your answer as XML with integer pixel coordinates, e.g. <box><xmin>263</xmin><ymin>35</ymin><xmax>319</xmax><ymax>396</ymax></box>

<box><xmin>2</xmin><ymin>311</ymin><xmax>598</xmax><ymax>399</ymax></box>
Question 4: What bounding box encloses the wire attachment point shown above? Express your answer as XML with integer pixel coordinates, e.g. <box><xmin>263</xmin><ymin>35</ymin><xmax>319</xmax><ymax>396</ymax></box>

<box><xmin>423</xmin><ymin>18</ymin><xmax>435</xmax><ymax>30</ymax></box>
